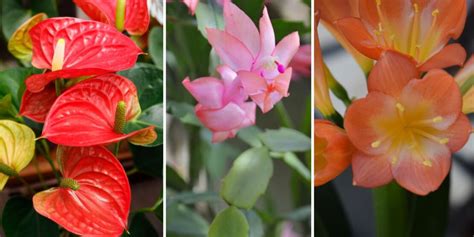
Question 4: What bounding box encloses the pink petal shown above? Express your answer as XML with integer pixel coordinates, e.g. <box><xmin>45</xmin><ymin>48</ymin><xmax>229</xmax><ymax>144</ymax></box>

<box><xmin>224</xmin><ymin>2</ymin><xmax>260</xmax><ymax>57</ymax></box>
<box><xmin>206</xmin><ymin>29</ymin><xmax>254</xmax><ymax>71</ymax></box>
<box><xmin>272</xmin><ymin>32</ymin><xmax>300</xmax><ymax>67</ymax></box>
<box><xmin>182</xmin><ymin>77</ymin><xmax>224</xmax><ymax>109</ymax></box>
<box><xmin>258</xmin><ymin>7</ymin><xmax>275</xmax><ymax>60</ymax></box>
<box><xmin>352</xmin><ymin>151</ymin><xmax>393</xmax><ymax>188</ymax></box>
<box><xmin>183</xmin><ymin>0</ymin><xmax>199</xmax><ymax>15</ymax></box>
<box><xmin>274</xmin><ymin>68</ymin><xmax>292</xmax><ymax>96</ymax></box>
<box><xmin>239</xmin><ymin>102</ymin><xmax>256</xmax><ymax>127</ymax></box>
<box><xmin>195</xmin><ymin>103</ymin><xmax>246</xmax><ymax>132</ymax></box>
<box><xmin>392</xmin><ymin>141</ymin><xmax>451</xmax><ymax>196</ymax></box>
<box><xmin>238</xmin><ymin>71</ymin><xmax>267</xmax><ymax>96</ymax></box>
<box><xmin>216</xmin><ymin>64</ymin><xmax>237</xmax><ymax>82</ymax></box>
<box><xmin>212</xmin><ymin>130</ymin><xmax>235</xmax><ymax>143</ymax></box>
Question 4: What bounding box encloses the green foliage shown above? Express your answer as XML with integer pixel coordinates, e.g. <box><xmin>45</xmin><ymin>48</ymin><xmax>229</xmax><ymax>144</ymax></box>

<box><xmin>124</xmin><ymin>213</ymin><xmax>159</xmax><ymax>237</ymax></box>
<box><xmin>149</xmin><ymin>27</ymin><xmax>164</xmax><ymax>70</ymax></box>
<box><xmin>167</xmin><ymin>204</ymin><xmax>209</xmax><ymax>237</ymax></box>
<box><xmin>2</xmin><ymin>196</ymin><xmax>59</xmax><ymax>237</ymax></box>
<box><xmin>208</xmin><ymin>206</ymin><xmax>249</xmax><ymax>237</ymax></box>
<box><xmin>272</xmin><ymin>19</ymin><xmax>309</xmax><ymax>41</ymax></box>
<box><xmin>221</xmin><ymin>147</ymin><xmax>273</xmax><ymax>209</ymax></box>
<box><xmin>259</xmin><ymin>128</ymin><xmax>311</xmax><ymax>152</ymax></box>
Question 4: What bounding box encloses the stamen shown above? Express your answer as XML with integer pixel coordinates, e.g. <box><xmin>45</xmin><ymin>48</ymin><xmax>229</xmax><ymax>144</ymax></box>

<box><xmin>371</xmin><ymin>140</ymin><xmax>382</xmax><ymax>148</ymax></box>
<box><xmin>412</xmin><ymin>128</ymin><xmax>450</xmax><ymax>145</ymax></box>
<box><xmin>432</xmin><ymin>9</ymin><xmax>439</xmax><ymax>17</ymax></box>
<box><xmin>423</xmin><ymin>160</ymin><xmax>432</xmax><ymax>167</ymax></box>
<box><xmin>409</xmin><ymin>116</ymin><xmax>444</xmax><ymax>126</ymax></box>
<box><xmin>396</xmin><ymin>103</ymin><xmax>405</xmax><ymax>112</ymax></box>
<box><xmin>432</xmin><ymin>116</ymin><xmax>443</xmax><ymax>123</ymax></box>
<box><xmin>376</xmin><ymin>0</ymin><xmax>381</xmax><ymax>6</ymax></box>
<box><xmin>409</xmin><ymin>3</ymin><xmax>420</xmax><ymax>55</ymax></box>
<box><xmin>391</xmin><ymin>156</ymin><xmax>398</xmax><ymax>165</ymax></box>
<box><xmin>51</xmin><ymin>38</ymin><xmax>66</xmax><ymax>71</ymax></box>
<box><xmin>275</xmin><ymin>61</ymin><xmax>285</xmax><ymax>73</ymax></box>
<box><xmin>438</xmin><ymin>138</ymin><xmax>449</xmax><ymax>144</ymax></box>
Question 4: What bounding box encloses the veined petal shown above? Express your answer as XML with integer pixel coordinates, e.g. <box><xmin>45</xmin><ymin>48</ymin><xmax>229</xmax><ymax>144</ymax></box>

<box><xmin>73</xmin><ymin>0</ymin><xmax>115</xmax><ymax>25</ymax></box>
<box><xmin>206</xmin><ymin>29</ymin><xmax>254</xmax><ymax>71</ymax></box>
<box><xmin>335</xmin><ymin>17</ymin><xmax>382</xmax><ymax>59</ymax></box>
<box><xmin>182</xmin><ymin>77</ymin><xmax>224</xmax><ymax>109</ymax></box>
<box><xmin>428</xmin><ymin>0</ymin><xmax>466</xmax><ymax>40</ymax></box>
<box><xmin>20</xmin><ymin>83</ymin><xmax>58</xmax><ymax>123</ymax></box>
<box><xmin>272</xmin><ymin>32</ymin><xmax>300</xmax><ymax>67</ymax></box>
<box><xmin>224</xmin><ymin>1</ymin><xmax>260</xmax><ymax>57</ymax></box>
<box><xmin>124</xmin><ymin>0</ymin><xmax>150</xmax><ymax>35</ymax></box>
<box><xmin>352</xmin><ymin>151</ymin><xmax>393</xmax><ymax>188</ymax></box>
<box><xmin>258</xmin><ymin>7</ymin><xmax>275</xmax><ymax>60</ymax></box>
<box><xmin>392</xmin><ymin>141</ymin><xmax>451</xmax><ymax>196</ymax></box>
<box><xmin>368</xmin><ymin>50</ymin><xmax>418</xmax><ymax>98</ymax></box>
<box><xmin>418</xmin><ymin>43</ymin><xmax>466</xmax><ymax>71</ymax></box>
<box><xmin>441</xmin><ymin>113</ymin><xmax>471</xmax><ymax>152</ymax></box>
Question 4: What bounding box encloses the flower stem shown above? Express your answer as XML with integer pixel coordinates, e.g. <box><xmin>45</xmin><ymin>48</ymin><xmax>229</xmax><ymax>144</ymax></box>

<box><xmin>275</xmin><ymin>102</ymin><xmax>294</xmax><ymax>128</ymax></box>
<box><xmin>114</xmin><ymin>141</ymin><xmax>121</xmax><ymax>156</ymax></box>
<box><xmin>136</xmin><ymin>197</ymin><xmax>162</xmax><ymax>213</ymax></box>
<box><xmin>55</xmin><ymin>79</ymin><xmax>64</xmax><ymax>96</ymax></box>
<box><xmin>39</xmin><ymin>139</ymin><xmax>61</xmax><ymax>184</ymax></box>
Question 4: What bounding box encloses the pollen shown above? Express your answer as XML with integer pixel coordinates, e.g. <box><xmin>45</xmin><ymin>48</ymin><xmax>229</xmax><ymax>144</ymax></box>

<box><xmin>432</xmin><ymin>116</ymin><xmax>443</xmax><ymax>123</ymax></box>
<box><xmin>371</xmin><ymin>140</ymin><xmax>381</xmax><ymax>148</ymax></box>
<box><xmin>432</xmin><ymin>9</ymin><xmax>440</xmax><ymax>17</ymax></box>
<box><xmin>51</xmin><ymin>38</ymin><xmax>66</xmax><ymax>71</ymax></box>
<box><xmin>423</xmin><ymin>160</ymin><xmax>432</xmax><ymax>167</ymax></box>
<box><xmin>438</xmin><ymin>138</ymin><xmax>449</xmax><ymax>145</ymax></box>
<box><xmin>391</xmin><ymin>156</ymin><xmax>398</xmax><ymax>165</ymax></box>
<box><xmin>396</xmin><ymin>103</ymin><xmax>405</xmax><ymax>112</ymax></box>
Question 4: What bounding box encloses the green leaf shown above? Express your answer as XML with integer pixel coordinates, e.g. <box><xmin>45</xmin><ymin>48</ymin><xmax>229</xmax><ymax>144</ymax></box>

<box><xmin>123</xmin><ymin>213</ymin><xmax>159</xmax><ymax>237</ymax></box>
<box><xmin>221</xmin><ymin>147</ymin><xmax>273</xmax><ymax>209</ymax></box>
<box><xmin>148</xmin><ymin>27</ymin><xmax>164</xmax><ymax>70</ymax></box>
<box><xmin>2</xmin><ymin>196</ymin><xmax>59</xmax><ymax>237</ymax></box>
<box><xmin>168</xmin><ymin>101</ymin><xmax>202</xmax><ymax>126</ymax></box>
<box><xmin>0</xmin><ymin>94</ymin><xmax>17</xmax><ymax>119</ymax></box>
<box><xmin>0</xmin><ymin>67</ymin><xmax>38</xmax><ymax>107</ymax></box>
<box><xmin>272</xmin><ymin>19</ymin><xmax>309</xmax><ymax>41</ymax></box>
<box><xmin>243</xmin><ymin>210</ymin><xmax>264</xmax><ymax>237</ymax></box>
<box><xmin>125</xmin><ymin>104</ymin><xmax>164</xmax><ymax>147</ymax></box>
<box><xmin>166</xmin><ymin>165</ymin><xmax>188</xmax><ymax>191</ymax></box>
<box><xmin>259</xmin><ymin>128</ymin><xmax>311</xmax><ymax>152</ymax></box>
<box><xmin>167</xmin><ymin>203</ymin><xmax>209</xmax><ymax>237</ymax></box>
<box><xmin>119</xmin><ymin>63</ymin><xmax>163</xmax><ymax>110</ymax></box>
<box><xmin>195</xmin><ymin>2</ymin><xmax>224</xmax><ymax>39</ymax></box>
<box><xmin>282</xmin><ymin>205</ymin><xmax>311</xmax><ymax>221</ymax></box>
<box><xmin>373</xmin><ymin>182</ymin><xmax>410</xmax><ymax>237</ymax></box>
<box><xmin>167</xmin><ymin>191</ymin><xmax>221</xmax><ymax>206</ymax></box>
<box><xmin>237</xmin><ymin>126</ymin><xmax>263</xmax><ymax>147</ymax></box>
<box><xmin>232</xmin><ymin>0</ymin><xmax>264</xmax><ymax>23</ymax></box>
<box><xmin>408</xmin><ymin>175</ymin><xmax>450</xmax><ymax>237</ymax></box>
<box><xmin>208</xmin><ymin>206</ymin><xmax>249</xmax><ymax>237</ymax></box>
<box><xmin>282</xmin><ymin>152</ymin><xmax>311</xmax><ymax>183</ymax></box>
<box><xmin>129</xmin><ymin>144</ymin><xmax>163</xmax><ymax>177</ymax></box>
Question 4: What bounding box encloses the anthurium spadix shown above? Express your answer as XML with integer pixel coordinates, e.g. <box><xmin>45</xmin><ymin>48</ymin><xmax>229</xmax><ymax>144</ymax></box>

<box><xmin>73</xmin><ymin>0</ymin><xmax>150</xmax><ymax>35</ymax></box>
<box><xmin>0</xmin><ymin>120</ymin><xmax>36</xmax><ymax>190</ymax></box>
<box><xmin>42</xmin><ymin>73</ymin><xmax>156</xmax><ymax>146</ymax></box>
<box><xmin>33</xmin><ymin>146</ymin><xmax>131</xmax><ymax>236</ymax></box>
<box><xmin>26</xmin><ymin>17</ymin><xmax>142</xmax><ymax>93</ymax></box>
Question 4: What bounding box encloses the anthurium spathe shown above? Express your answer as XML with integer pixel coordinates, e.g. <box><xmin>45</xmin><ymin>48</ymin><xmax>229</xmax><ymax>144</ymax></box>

<box><xmin>336</xmin><ymin>0</ymin><xmax>467</xmax><ymax>71</ymax></box>
<box><xmin>315</xmin><ymin>119</ymin><xmax>354</xmax><ymax>186</ymax></box>
<box><xmin>345</xmin><ymin>51</ymin><xmax>471</xmax><ymax>195</ymax></box>
<box><xmin>42</xmin><ymin>73</ymin><xmax>156</xmax><ymax>146</ymax></box>
<box><xmin>19</xmin><ymin>83</ymin><xmax>57</xmax><ymax>123</ymax></box>
<box><xmin>0</xmin><ymin>120</ymin><xmax>35</xmax><ymax>190</ymax></box>
<box><xmin>455</xmin><ymin>55</ymin><xmax>474</xmax><ymax>114</ymax></box>
<box><xmin>26</xmin><ymin>17</ymin><xmax>142</xmax><ymax>93</ymax></box>
<box><xmin>73</xmin><ymin>0</ymin><xmax>150</xmax><ymax>35</ymax></box>
<box><xmin>33</xmin><ymin>146</ymin><xmax>131</xmax><ymax>236</ymax></box>
<box><xmin>183</xmin><ymin>65</ymin><xmax>256</xmax><ymax>143</ymax></box>
<box><xmin>7</xmin><ymin>13</ymin><xmax>46</xmax><ymax>63</ymax></box>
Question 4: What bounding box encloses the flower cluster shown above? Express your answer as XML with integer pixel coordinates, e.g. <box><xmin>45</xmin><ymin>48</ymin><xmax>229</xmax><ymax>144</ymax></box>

<box><xmin>2</xmin><ymin>0</ymin><xmax>155</xmax><ymax>235</ymax></box>
<box><xmin>183</xmin><ymin>2</ymin><xmax>300</xmax><ymax>142</ymax></box>
<box><xmin>315</xmin><ymin>0</ymin><xmax>472</xmax><ymax>195</ymax></box>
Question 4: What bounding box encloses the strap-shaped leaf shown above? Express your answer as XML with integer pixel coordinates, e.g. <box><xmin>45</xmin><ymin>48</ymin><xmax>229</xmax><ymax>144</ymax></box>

<box><xmin>42</xmin><ymin>73</ymin><xmax>154</xmax><ymax>146</ymax></box>
<box><xmin>7</xmin><ymin>13</ymin><xmax>47</xmax><ymax>63</ymax></box>
<box><xmin>26</xmin><ymin>17</ymin><xmax>141</xmax><ymax>92</ymax></box>
<box><xmin>0</xmin><ymin>120</ymin><xmax>35</xmax><ymax>190</ymax></box>
<box><xmin>73</xmin><ymin>0</ymin><xmax>150</xmax><ymax>35</ymax></box>
<box><xmin>33</xmin><ymin>146</ymin><xmax>131</xmax><ymax>236</ymax></box>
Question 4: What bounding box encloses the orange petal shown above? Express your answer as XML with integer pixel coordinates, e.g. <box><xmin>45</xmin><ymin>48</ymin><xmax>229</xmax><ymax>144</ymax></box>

<box><xmin>359</xmin><ymin>0</ymin><xmax>412</xmax><ymax>38</ymax></box>
<box><xmin>400</xmin><ymin>69</ymin><xmax>462</xmax><ymax>129</ymax></box>
<box><xmin>455</xmin><ymin>54</ymin><xmax>474</xmax><ymax>85</ymax></box>
<box><xmin>418</xmin><ymin>43</ymin><xmax>466</xmax><ymax>71</ymax></box>
<box><xmin>344</xmin><ymin>92</ymin><xmax>398</xmax><ymax>155</ymax></box>
<box><xmin>335</xmin><ymin>17</ymin><xmax>382</xmax><ymax>59</ymax></box>
<box><xmin>391</xmin><ymin>141</ymin><xmax>451</xmax><ymax>196</ymax></box>
<box><xmin>441</xmin><ymin>113</ymin><xmax>471</xmax><ymax>152</ymax></box>
<box><xmin>368</xmin><ymin>50</ymin><xmax>418</xmax><ymax>98</ymax></box>
<box><xmin>316</xmin><ymin>0</ymin><xmax>359</xmax><ymax>22</ymax></box>
<box><xmin>429</xmin><ymin>0</ymin><xmax>467</xmax><ymax>40</ymax></box>
<box><xmin>352</xmin><ymin>151</ymin><xmax>393</xmax><ymax>188</ymax></box>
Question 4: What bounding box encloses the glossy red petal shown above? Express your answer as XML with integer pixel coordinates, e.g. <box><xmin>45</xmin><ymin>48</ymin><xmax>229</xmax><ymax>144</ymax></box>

<box><xmin>73</xmin><ymin>0</ymin><xmax>115</xmax><ymax>25</ymax></box>
<box><xmin>33</xmin><ymin>146</ymin><xmax>130</xmax><ymax>236</ymax></box>
<box><xmin>29</xmin><ymin>17</ymin><xmax>141</xmax><ymax>83</ymax></box>
<box><xmin>20</xmin><ymin>83</ymin><xmax>58</xmax><ymax>123</ymax></box>
<box><xmin>42</xmin><ymin>74</ymin><xmax>146</xmax><ymax>146</ymax></box>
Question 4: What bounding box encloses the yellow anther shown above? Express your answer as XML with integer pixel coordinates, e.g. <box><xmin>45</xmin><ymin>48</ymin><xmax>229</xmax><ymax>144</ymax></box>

<box><xmin>371</xmin><ymin>140</ymin><xmax>381</xmax><ymax>148</ymax></box>
<box><xmin>51</xmin><ymin>38</ymin><xmax>66</xmax><ymax>71</ymax></box>
<box><xmin>378</xmin><ymin>22</ymin><xmax>383</xmax><ymax>32</ymax></box>
<box><xmin>376</xmin><ymin>0</ymin><xmax>381</xmax><ymax>6</ymax></box>
<box><xmin>396</xmin><ymin>103</ymin><xmax>405</xmax><ymax>112</ymax></box>
<box><xmin>413</xmin><ymin>3</ymin><xmax>419</xmax><ymax>13</ymax></box>
<box><xmin>432</xmin><ymin>116</ymin><xmax>443</xmax><ymax>123</ymax></box>
<box><xmin>391</xmin><ymin>156</ymin><xmax>398</xmax><ymax>165</ymax></box>
<box><xmin>432</xmin><ymin>9</ymin><xmax>439</xmax><ymax>17</ymax></box>
<box><xmin>373</xmin><ymin>30</ymin><xmax>382</xmax><ymax>36</ymax></box>
<box><xmin>438</xmin><ymin>138</ymin><xmax>449</xmax><ymax>145</ymax></box>
<box><xmin>423</xmin><ymin>160</ymin><xmax>432</xmax><ymax>167</ymax></box>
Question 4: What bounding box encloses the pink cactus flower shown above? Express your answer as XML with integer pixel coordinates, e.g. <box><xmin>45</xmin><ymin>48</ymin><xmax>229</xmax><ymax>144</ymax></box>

<box><xmin>183</xmin><ymin>65</ymin><xmax>256</xmax><ymax>143</ymax></box>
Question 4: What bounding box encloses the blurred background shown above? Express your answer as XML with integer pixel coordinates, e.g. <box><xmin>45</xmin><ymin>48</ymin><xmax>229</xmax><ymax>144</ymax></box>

<box><xmin>316</xmin><ymin>1</ymin><xmax>474</xmax><ymax>237</ymax></box>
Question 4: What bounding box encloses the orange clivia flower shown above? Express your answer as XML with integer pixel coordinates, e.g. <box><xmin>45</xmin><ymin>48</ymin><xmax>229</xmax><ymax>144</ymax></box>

<box><xmin>315</xmin><ymin>119</ymin><xmax>354</xmax><ymax>186</ymax></box>
<box><xmin>336</xmin><ymin>0</ymin><xmax>467</xmax><ymax>71</ymax></box>
<box><xmin>345</xmin><ymin>51</ymin><xmax>471</xmax><ymax>195</ymax></box>
<box><xmin>316</xmin><ymin>0</ymin><xmax>374</xmax><ymax>73</ymax></box>
<box><xmin>455</xmin><ymin>55</ymin><xmax>474</xmax><ymax>114</ymax></box>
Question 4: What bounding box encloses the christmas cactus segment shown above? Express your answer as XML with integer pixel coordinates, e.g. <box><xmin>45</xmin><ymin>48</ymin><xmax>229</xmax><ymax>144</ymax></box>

<box><xmin>42</xmin><ymin>73</ymin><xmax>156</xmax><ymax>146</ymax></box>
<box><xmin>33</xmin><ymin>146</ymin><xmax>131</xmax><ymax>236</ymax></box>
<box><xmin>25</xmin><ymin>17</ymin><xmax>142</xmax><ymax>93</ymax></box>
<box><xmin>0</xmin><ymin>120</ymin><xmax>36</xmax><ymax>190</ymax></box>
<box><xmin>73</xmin><ymin>0</ymin><xmax>150</xmax><ymax>35</ymax></box>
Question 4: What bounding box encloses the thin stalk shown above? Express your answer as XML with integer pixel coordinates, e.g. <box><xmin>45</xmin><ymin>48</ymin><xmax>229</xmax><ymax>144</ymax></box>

<box><xmin>275</xmin><ymin>102</ymin><xmax>294</xmax><ymax>128</ymax></box>
<box><xmin>126</xmin><ymin>167</ymin><xmax>138</xmax><ymax>176</ymax></box>
<box><xmin>33</xmin><ymin>157</ymin><xmax>47</xmax><ymax>189</ymax></box>
<box><xmin>136</xmin><ymin>198</ymin><xmax>163</xmax><ymax>213</ymax></box>
<box><xmin>114</xmin><ymin>141</ymin><xmax>121</xmax><ymax>156</ymax></box>
<box><xmin>40</xmin><ymin>139</ymin><xmax>61</xmax><ymax>184</ymax></box>
<box><xmin>55</xmin><ymin>79</ymin><xmax>64</xmax><ymax>96</ymax></box>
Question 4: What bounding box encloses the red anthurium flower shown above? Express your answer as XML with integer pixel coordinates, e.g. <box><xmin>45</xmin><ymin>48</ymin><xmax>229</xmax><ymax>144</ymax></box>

<box><xmin>42</xmin><ymin>73</ymin><xmax>154</xmax><ymax>146</ymax></box>
<box><xmin>345</xmin><ymin>51</ymin><xmax>471</xmax><ymax>195</ymax></box>
<box><xmin>335</xmin><ymin>0</ymin><xmax>467</xmax><ymax>71</ymax></box>
<box><xmin>26</xmin><ymin>17</ymin><xmax>141</xmax><ymax>93</ymax></box>
<box><xmin>33</xmin><ymin>146</ymin><xmax>130</xmax><ymax>236</ymax></box>
<box><xmin>20</xmin><ymin>83</ymin><xmax>58</xmax><ymax>122</ymax></box>
<box><xmin>73</xmin><ymin>0</ymin><xmax>150</xmax><ymax>35</ymax></box>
